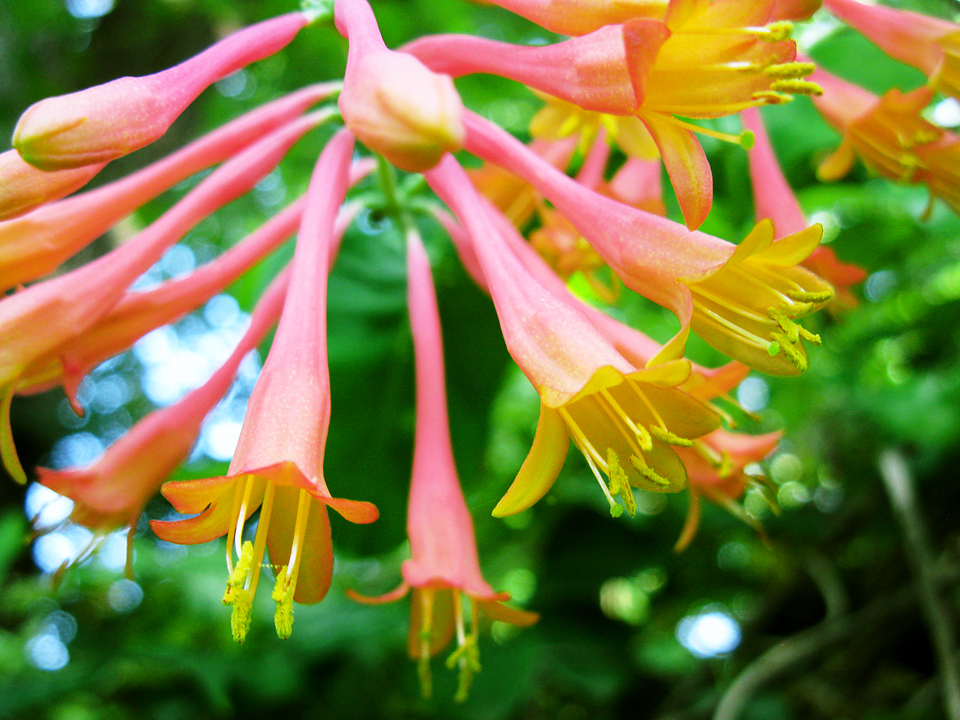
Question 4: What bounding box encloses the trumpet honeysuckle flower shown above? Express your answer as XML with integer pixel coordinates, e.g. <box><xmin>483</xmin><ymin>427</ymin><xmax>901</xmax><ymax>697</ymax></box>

<box><xmin>742</xmin><ymin>107</ymin><xmax>866</xmax><ymax>308</ymax></box>
<box><xmin>463</xmin><ymin>111</ymin><xmax>834</xmax><ymax>377</ymax></box>
<box><xmin>1</xmin><ymin>84</ymin><xmax>337</xmax><ymax>291</ymax></box>
<box><xmin>674</xmin><ymin>428</ymin><xmax>781</xmax><ymax>551</ymax></box>
<box><xmin>151</xmin><ymin>131</ymin><xmax>378</xmax><ymax>643</ymax></box>
<box><xmin>811</xmin><ymin>68</ymin><xmax>960</xmax><ymax>216</ymax></box>
<box><xmin>12</xmin><ymin>12</ymin><xmax>315</xmax><ymax>170</ymax></box>
<box><xmin>0</xmin><ymin>114</ymin><xmax>322</xmax><ymax>484</ymax></box>
<box><xmin>426</xmin><ymin>155</ymin><xmax>721</xmax><ymax>518</ymax></box>
<box><xmin>335</xmin><ymin>0</ymin><xmax>464</xmax><ymax>172</ymax></box>
<box><xmin>488</xmin><ymin>202</ymin><xmax>751</xmax><ymax>411</ymax></box>
<box><xmin>350</xmin><ymin>231</ymin><xmax>537</xmax><ymax>701</ymax></box>
<box><xmin>406</xmin><ymin>0</ymin><xmax>818</xmax><ymax>228</ymax></box>
<box><xmin>823</xmin><ymin>0</ymin><xmax>960</xmax><ymax>101</ymax></box>
<box><xmin>0</xmin><ymin>150</ymin><xmax>105</xmax><ymax>222</ymax></box>
<box><xmin>36</xmin><ymin>270</ymin><xmax>289</xmax><ymax>574</ymax></box>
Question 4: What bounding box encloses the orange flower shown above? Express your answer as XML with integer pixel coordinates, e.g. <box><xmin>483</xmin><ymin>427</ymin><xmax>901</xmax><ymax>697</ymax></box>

<box><xmin>350</xmin><ymin>231</ymin><xmax>536</xmax><ymax>701</ymax></box>
<box><xmin>427</xmin><ymin>155</ymin><xmax>721</xmax><ymax>518</ymax></box>
<box><xmin>152</xmin><ymin>132</ymin><xmax>378</xmax><ymax>643</ymax></box>
<box><xmin>811</xmin><ymin>67</ymin><xmax>960</xmax><ymax>215</ymax></box>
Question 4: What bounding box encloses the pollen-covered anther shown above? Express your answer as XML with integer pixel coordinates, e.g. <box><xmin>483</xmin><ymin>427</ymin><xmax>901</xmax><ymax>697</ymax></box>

<box><xmin>649</xmin><ymin>425</ymin><xmax>694</xmax><ymax>447</ymax></box>
<box><xmin>230</xmin><ymin>588</ymin><xmax>254</xmax><ymax>644</ymax></box>
<box><xmin>753</xmin><ymin>21</ymin><xmax>794</xmax><ymax>42</ymax></box>
<box><xmin>272</xmin><ymin>565</ymin><xmax>295</xmax><ymax>640</ymax></box>
<box><xmin>763</xmin><ymin>62</ymin><xmax>817</xmax><ymax>79</ymax></box>
<box><xmin>770</xmin><ymin>79</ymin><xmax>823</xmax><ymax>97</ymax></box>
<box><xmin>630</xmin><ymin>455</ymin><xmax>671</xmax><ymax>487</ymax></box>
<box><xmin>223</xmin><ymin>540</ymin><xmax>255</xmax><ymax>605</ymax></box>
<box><xmin>788</xmin><ymin>289</ymin><xmax>834</xmax><ymax>304</ymax></box>
<box><xmin>770</xmin><ymin>332</ymin><xmax>808</xmax><ymax>371</ymax></box>
<box><xmin>607</xmin><ymin>449</ymin><xmax>636</xmax><ymax>517</ymax></box>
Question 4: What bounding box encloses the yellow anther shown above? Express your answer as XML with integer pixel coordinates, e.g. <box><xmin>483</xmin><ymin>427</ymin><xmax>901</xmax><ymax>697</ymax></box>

<box><xmin>756</xmin><ymin>21</ymin><xmax>794</xmax><ymax>42</ymax></box>
<box><xmin>446</xmin><ymin>634</ymin><xmax>481</xmax><ymax>703</ymax></box>
<box><xmin>739</xmin><ymin>130</ymin><xmax>756</xmax><ymax>151</ymax></box>
<box><xmin>230</xmin><ymin>588</ymin><xmax>253</xmax><ymax>644</ymax></box>
<box><xmin>788</xmin><ymin>289</ymin><xmax>834</xmax><ymax>304</ymax></box>
<box><xmin>635</xmin><ymin>423</ymin><xmax>653</xmax><ymax>453</ymax></box>
<box><xmin>272</xmin><ymin>566</ymin><xmax>295</xmax><ymax>640</ymax></box>
<box><xmin>717</xmin><ymin>452</ymin><xmax>734</xmax><ymax>479</ymax></box>
<box><xmin>768</xmin><ymin>340</ymin><xmax>781</xmax><ymax>357</ymax></box>
<box><xmin>770</xmin><ymin>80</ymin><xmax>823</xmax><ymax>97</ymax></box>
<box><xmin>798</xmin><ymin>325</ymin><xmax>822</xmax><ymax>345</ymax></box>
<box><xmin>780</xmin><ymin>301</ymin><xmax>814</xmax><ymax>320</ymax></box>
<box><xmin>223</xmin><ymin>540</ymin><xmax>255</xmax><ymax>605</ymax></box>
<box><xmin>630</xmin><ymin>455</ymin><xmax>670</xmax><ymax>487</ymax></box>
<box><xmin>771</xmin><ymin>332</ymin><xmax>807</xmax><ymax>371</ymax></box>
<box><xmin>764</xmin><ymin>62</ymin><xmax>815</xmax><ymax>79</ymax></box>
<box><xmin>649</xmin><ymin>426</ymin><xmax>693</xmax><ymax>447</ymax></box>
<box><xmin>767</xmin><ymin>307</ymin><xmax>800</xmax><ymax>343</ymax></box>
<box><xmin>607</xmin><ymin>450</ymin><xmax>636</xmax><ymax>517</ymax></box>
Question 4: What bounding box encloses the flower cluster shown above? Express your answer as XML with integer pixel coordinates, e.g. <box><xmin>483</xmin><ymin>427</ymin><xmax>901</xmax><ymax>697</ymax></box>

<box><xmin>6</xmin><ymin>0</ymin><xmax>952</xmax><ymax>700</ymax></box>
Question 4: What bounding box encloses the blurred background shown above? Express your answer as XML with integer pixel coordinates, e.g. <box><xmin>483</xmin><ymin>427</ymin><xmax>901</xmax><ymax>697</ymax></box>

<box><xmin>3</xmin><ymin>0</ymin><xmax>960</xmax><ymax>718</ymax></box>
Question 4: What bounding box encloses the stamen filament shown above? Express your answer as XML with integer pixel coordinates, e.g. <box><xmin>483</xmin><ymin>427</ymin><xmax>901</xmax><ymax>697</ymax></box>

<box><xmin>418</xmin><ymin>588</ymin><xmax>435</xmax><ymax>698</ymax></box>
<box><xmin>233</xmin><ymin>475</ymin><xmax>256</xmax><ymax>561</ymax></box>
<box><xmin>246</xmin><ymin>482</ymin><xmax>276</xmax><ymax>598</ymax></box>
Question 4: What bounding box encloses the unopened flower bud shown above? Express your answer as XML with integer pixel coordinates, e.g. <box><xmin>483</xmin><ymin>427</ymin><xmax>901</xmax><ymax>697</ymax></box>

<box><xmin>12</xmin><ymin>12</ymin><xmax>311</xmax><ymax>170</ymax></box>
<box><xmin>336</xmin><ymin>0</ymin><xmax>464</xmax><ymax>172</ymax></box>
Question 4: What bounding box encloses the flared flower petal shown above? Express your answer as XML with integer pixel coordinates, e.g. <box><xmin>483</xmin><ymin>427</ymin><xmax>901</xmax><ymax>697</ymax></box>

<box><xmin>742</xmin><ymin>106</ymin><xmax>866</xmax><ymax>308</ymax></box>
<box><xmin>37</xmin><ymin>271</ymin><xmax>288</xmax><ymax>574</ymax></box>
<box><xmin>13</xmin><ymin>13</ymin><xmax>313</xmax><ymax>169</ymax></box>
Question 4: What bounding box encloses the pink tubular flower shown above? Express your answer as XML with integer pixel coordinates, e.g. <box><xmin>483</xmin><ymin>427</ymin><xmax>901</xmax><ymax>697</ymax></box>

<box><xmin>12</xmin><ymin>12</ymin><xmax>314</xmax><ymax>170</ymax></box>
<box><xmin>810</xmin><ymin>67</ymin><xmax>960</xmax><ymax>215</ymax></box>
<box><xmin>674</xmin><ymin>428</ymin><xmax>781</xmax><ymax>551</ymax></box>
<box><xmin>151</xmin><ymin>131</ymin><xmax>379</xmax><ymax>643</ymax></box>
<box><xmin>427</xmin><ymin>155</ymin><xmax>721</xmax><ymax>519</ymax></box>
<box><xmin>741</xmin><ymin>107</ymin><xmax>866</xmax><ymax>308</ymax></box>
<box><xmin>406</xmin><ymin>0</ymin><xmax>817</xmax><ymax>228</ymax></box>
<box><xmin>0</xmin><ymin>113</ymin><xmax>323</xmax><ymax>484</ymax></box>
<box><xmin>462</xmin><ymin>111</ymin><xmax>834</xmax><ymax>377</ymax></box>
<box><xmin>36</xmin><ymin>270</ymin><xmax>289</xmax><ymax>574</ymax></box>
<box><xmin>823</xmin><ymin>0</ymin><xmax>960</xmax><ymax>100</ymax></box>
<box><xmin>1</xmin><ymin>84</ymin><xmax>337</xmax><ymax>291</ymax></box>
<box><xmin>350</xmin><ymin>230</ymin><xmax>537</xmax><ymax>701</ymax></box>
<box><xmin>335</xmin><ymin>0</ymin><xmax>464</xmax><ymax>172</ymax></box>
<box><xmin>0</xmin><ymin>150</ymin><xmax>105</xmax><ymax>222</ymax></box>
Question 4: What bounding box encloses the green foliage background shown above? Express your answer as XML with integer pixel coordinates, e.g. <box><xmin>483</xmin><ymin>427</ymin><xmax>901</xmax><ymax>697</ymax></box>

<box><xmin>3</xmin><ymin>1</ymin><xmax>960</xmax><ymax>718</ymax></box>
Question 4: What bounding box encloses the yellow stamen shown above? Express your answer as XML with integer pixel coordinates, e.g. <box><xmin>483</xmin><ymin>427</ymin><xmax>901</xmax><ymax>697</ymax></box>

<box><xmin>661</xmin><ymin>115</ymin><xmax>755</xmax><ymax>148</ymax></box>
<box><xmin>763</xmin><ymin>62</ymin><xmax>816</xmax><ymax>79</ymax></box>
<box><xmin>607</xmin><ymin>449</ymin><xmax>636</xmax><ymax>517</ymax></box>
<box><xmin>418</xmin><ymin>588</ymin><xmax>435</xmax><ymax>699</ymax></box>
<box><xmin>446</xmin><ymin>593</ymin><xmax>481</xmax><ymax>703</ymax></box>
<box><xmin>630</xmin><ymin>455</ymin><xmax>670</xmax><ymax>487</ymax></box>
<box><xmin>232</xmin><ymin>475</ymin><xmax>256</xmax><ymax>560</ymax></box>
<box><xmin>649</xmin><ymin>425</ymin><xmax>693</xmax><ymax>446</ymax></box>
<box><xmin>231</xmin><ymin>588</ymin><xmax>253</xmax><ymax>644</ymax></box>
<box><xmin>272</xmin><ymin>565</ymin><xmax>294</xmax><ymax>640</ymax></box>
<box><xmin>770</xmin><ymin>79</ymin><xmax>823</xmax><ymax>97</ymax></box>
<box><xmin>246</xmin><ymin>482</ymin><xmax>276</xmax><ymax>599</ymax></box>
<box><xmin>223</xmin><ymin>540</ymin><xmax>255</xmax><ymax>605</ymax></box>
